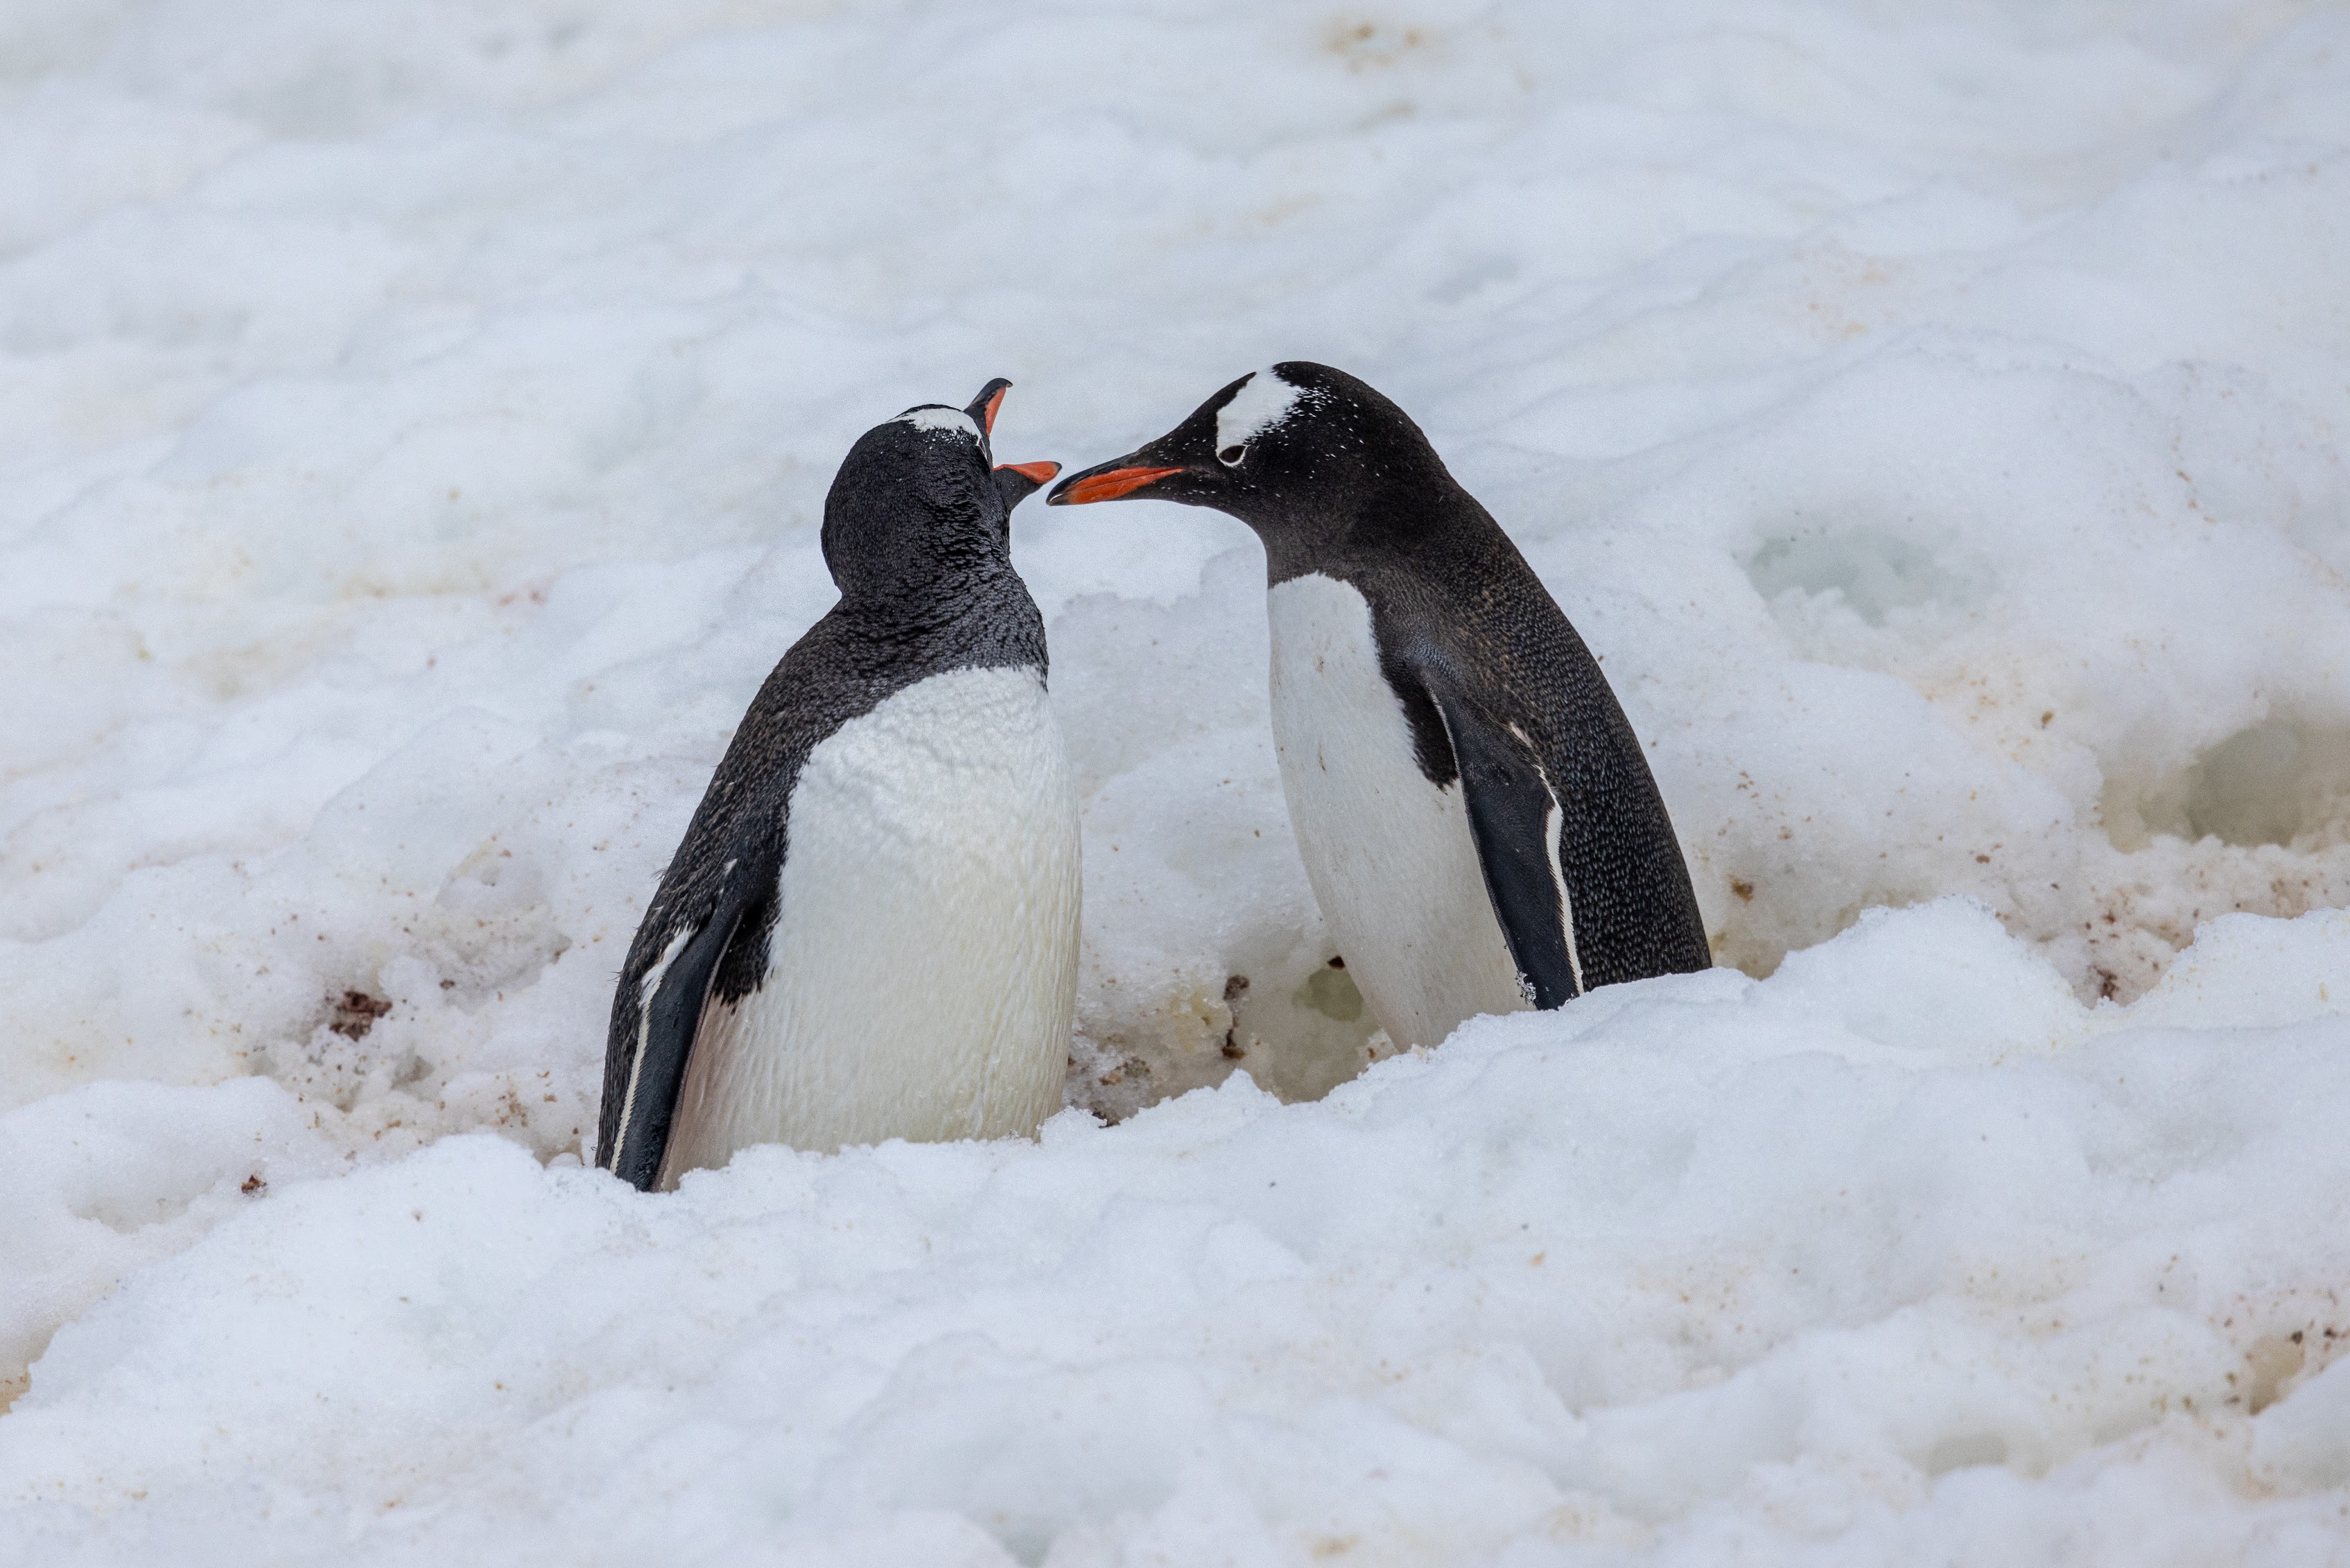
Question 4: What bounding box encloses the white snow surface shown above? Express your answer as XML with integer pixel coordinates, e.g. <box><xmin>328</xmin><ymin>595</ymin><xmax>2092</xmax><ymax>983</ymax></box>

<box><xmin>3</xmin><ymin>0</ymin><xmax>2350</xmax><ymax>1561</ymax></box>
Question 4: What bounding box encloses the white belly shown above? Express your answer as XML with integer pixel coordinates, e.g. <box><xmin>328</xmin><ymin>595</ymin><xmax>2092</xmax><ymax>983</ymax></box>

<box><xmin>659</xmin><ymin>663</ymin><xmax>1080</xmax><ymax>1185</ymax></box>
<box><xmin>1267</xmin><ymin>573</ymin><xmax>1526</xmax><ymax>1049</ymax></box>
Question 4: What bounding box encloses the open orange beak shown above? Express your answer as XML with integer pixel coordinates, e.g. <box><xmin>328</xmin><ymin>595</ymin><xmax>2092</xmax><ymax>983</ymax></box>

<box><xmin>966</xmin><ymin>376</ymin><xmax>1015</xmax><ymax>437</ymax></box>
<box><xmin>1053</xmin><ymin>466</ymin><xmax>1184</xmax><ymax>505</ymax></box>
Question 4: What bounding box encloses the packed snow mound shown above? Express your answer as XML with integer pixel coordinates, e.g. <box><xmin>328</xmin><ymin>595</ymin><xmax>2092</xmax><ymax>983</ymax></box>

<box><xmin>2</xmin><ymin>0</ymin><xmax>2349</xmax><ymax>1558</ymax></box>
<box><xmin>6</xmin><ymin>903</ymin><xmax>2350</xmax><ymax>1563</ymax></box>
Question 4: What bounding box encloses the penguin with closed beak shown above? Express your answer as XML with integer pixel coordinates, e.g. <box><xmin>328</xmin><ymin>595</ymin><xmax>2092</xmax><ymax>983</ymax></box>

<box><xmin>1049</xmin><ymin>362</ymin><xmax>1708</xmax><ymax>1050</ymax></box>
<box><xmin>598</xmin><ymin>379</ymin><xmax>1077</xmax><ymax>1190</ymax></box>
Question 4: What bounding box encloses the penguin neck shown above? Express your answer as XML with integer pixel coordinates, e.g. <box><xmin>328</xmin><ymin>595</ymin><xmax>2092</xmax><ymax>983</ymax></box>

<box><xmin>833</xmin><ymin>549</ymin><xmax>1043</xmax><ymax>670</ymax></box>
<box><xmin>1254</xmin><ymin>467</ymin><xmax>1489</xmax><ymax>588</ymax></box>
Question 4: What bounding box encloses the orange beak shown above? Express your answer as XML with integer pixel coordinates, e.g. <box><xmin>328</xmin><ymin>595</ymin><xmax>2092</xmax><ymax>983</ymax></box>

<box><xmin>981</xmin><ymin>385</ymin><xmax>1007</xmax><ymax>435</ymax></box>
<box><xmin>1055</xmin><ymin>466</ymin><xmax>1184</xmax><ymax>505</ymax></box>
<box><xmin>997</xmin><ymin>460</ymin><xmax>1060</xmax><ymax>485</ymax></box>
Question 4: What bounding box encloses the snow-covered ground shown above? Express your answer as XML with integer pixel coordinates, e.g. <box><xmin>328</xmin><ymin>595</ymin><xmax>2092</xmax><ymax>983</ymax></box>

<box><xmin>3</xmin><ymin>0</ymin><xmax>2349</xmax><ymax>1560</ymax></box>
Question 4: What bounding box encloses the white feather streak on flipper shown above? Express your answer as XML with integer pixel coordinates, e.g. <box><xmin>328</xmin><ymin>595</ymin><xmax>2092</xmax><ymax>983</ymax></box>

<box><xmin>1216</xmin><ymin>369</ymin><xmax>1309</xmax><ymax>450</ymax></box>
<box><xmin>1506</xmin><ymin>718</ymin><xmax>1583</xmax><ymax>1001</ymax></box>
<box><xmin>656</xmin><ymin>663</ymin><xmax>1079</xmax><ymax>1185</ymax></box>
<box><xmin>609</xmin><ymin>923</ymin><xmax>694</xmax><ymax>1169</ymax></box>
<box><xmin>1266</xmin><ymin>572</ymin><xmax>1525</xmax><ymax>1050</ymax></box>
<box><xmin>897</xmin><ymin>406</ymin><xmax>980</xmax><ymax>437</ymax></box>
<box><xmin>1545</xmin><ymin>797</ymin><xmax>1583</xmax><ymax>996</ymax></box>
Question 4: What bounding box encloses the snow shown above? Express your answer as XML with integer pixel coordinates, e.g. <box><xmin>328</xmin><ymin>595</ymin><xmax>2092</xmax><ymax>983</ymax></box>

<box><xmin>10</xmin><ymin>906</ymin><xmax>2350</xmax><ymax>1562</ymax></box>
<box><xmin>1</xmin><ymin>0</ymin><xmax>2348</xmax><ymax>1560</ymax></box>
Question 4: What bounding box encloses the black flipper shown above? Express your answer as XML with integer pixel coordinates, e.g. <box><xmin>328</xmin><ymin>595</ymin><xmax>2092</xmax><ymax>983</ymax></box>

<box><xmin>603</xmin><ymin>894</ymin><xmax>751</xmax><ymax>1191</ymax></box>
<box><xmin>1432</xmin><ymin>688</ymin><xmax>1583</xmax><ymax>1009</ymax></box>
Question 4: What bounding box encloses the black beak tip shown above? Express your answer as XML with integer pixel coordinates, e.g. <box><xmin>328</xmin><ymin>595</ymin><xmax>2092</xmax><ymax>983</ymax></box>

<box><xmin>967</xmin><ymin>376</ymin><xmax>1014</xmax><ymax>434</ymax></box>
<box><xmin>1043</xmin><ymin>466</ymin><xmax>1096</xmax><ymax>505</ymax></box>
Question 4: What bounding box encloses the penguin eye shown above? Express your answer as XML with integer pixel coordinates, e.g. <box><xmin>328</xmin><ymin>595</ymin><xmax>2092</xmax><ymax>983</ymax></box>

<box><xmin>1217</xmin><ymin>444</ymin><xmax>1246</xmax><ymax>467</ymax></box>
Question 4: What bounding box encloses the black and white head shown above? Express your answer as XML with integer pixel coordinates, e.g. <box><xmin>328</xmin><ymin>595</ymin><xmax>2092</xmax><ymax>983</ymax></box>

<box><xmin>821</xmin><ymin>378</ymin><xmax>1061</xmax><ymax>602</ymax></box>
<box><xmin>1045</xmin><ymin>362</ymin><xmax>1447</xmax><ymax>557</ymax></box>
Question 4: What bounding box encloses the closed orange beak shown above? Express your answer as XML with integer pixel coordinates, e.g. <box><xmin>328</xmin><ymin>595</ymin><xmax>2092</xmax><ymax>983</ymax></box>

<box><xmin>1054</xmin><ymin>466</ymin><xmax>1184</xmax><ymax>505</ymax></box>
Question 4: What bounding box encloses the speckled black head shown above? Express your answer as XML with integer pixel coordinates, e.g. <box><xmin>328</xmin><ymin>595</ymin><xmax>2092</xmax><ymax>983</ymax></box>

<box><xmin>1045</xmin><ymin>362</ymin><xmax>1453</xmax><ymax>578</ymax></box>
<box><xmin>821</xmin><ymin>377</ymin><xmax>1062</xmax><ymax>605</ymax></box>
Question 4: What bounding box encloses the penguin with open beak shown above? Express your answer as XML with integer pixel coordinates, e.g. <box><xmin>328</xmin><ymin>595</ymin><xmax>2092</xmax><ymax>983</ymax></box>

<box><xmin>599</xmin><ymin>379</ymin><xmax>1075</xmax><ymax>1191</ymax></box>
<box><xmin>1049</xmin><ymin>362</ymin><xmax>1708</xmax><ymax>1051</ymax></box>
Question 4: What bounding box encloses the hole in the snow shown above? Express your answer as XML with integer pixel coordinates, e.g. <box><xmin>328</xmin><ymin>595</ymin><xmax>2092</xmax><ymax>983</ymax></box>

<box><xmin>2245</xmin><ymin>1332</ymin><xmax>2306</xmax><ymax>1415</ymax></box>
<box><xmin>1294</xmin><ymin>963</ymin><xmax>1365</xmax><ymax>1022</ymax></box>
<box><xmin>1744</xmin><ymin>525</ymin><xmax>1994</xmax><ymax>630</ymax></box>
<box><xmin>1924</xmin><ymin>1431</ymin><xmax>2009</xmax><ymax>1475</ymax></box>
<box><xmin>2103</xmin><ymin>719</ymin><xmax>2350</xmax><ymax>851</ymax></box>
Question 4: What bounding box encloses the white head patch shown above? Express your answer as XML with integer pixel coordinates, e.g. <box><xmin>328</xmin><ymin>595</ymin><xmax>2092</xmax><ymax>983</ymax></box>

<box><xmin>1215</xmin><ymin>369</ymin><xmax>1308</xmax><ymax>451</ymax></box>
<box><xmin>898</xmin><ymin>406</ymin><xmax>980</xmax><ymax>439</ymax></box>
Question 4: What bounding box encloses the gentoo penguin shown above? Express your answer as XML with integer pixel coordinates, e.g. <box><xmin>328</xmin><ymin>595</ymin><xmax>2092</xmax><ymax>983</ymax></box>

<box><xmin>597</xmin><ymin>379</ymin><xmax>1078</xmax><ymax>1191</ymax></box>
<box><xmin>1048</xmin><ymin>362</ymin><xmax>1707</xmax><ymax>1050</ymax></box>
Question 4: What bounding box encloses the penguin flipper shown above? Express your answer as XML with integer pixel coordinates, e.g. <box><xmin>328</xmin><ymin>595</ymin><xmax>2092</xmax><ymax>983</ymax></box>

<box><xmin>1431</xmin><ymin>689</ymin><xmax>1583</xmax><ymax>1009</ymax></box>
<box><xmin>602</xmin><ymin>896</ymin><xmax>750</xmax><ymax>1190</ymax></box>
